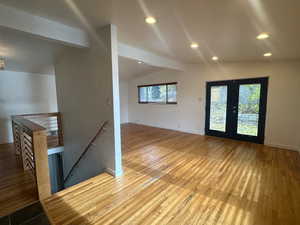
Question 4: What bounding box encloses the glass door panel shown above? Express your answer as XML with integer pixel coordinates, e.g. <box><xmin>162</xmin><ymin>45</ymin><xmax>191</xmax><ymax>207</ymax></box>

<box><xmin>237</xmin><ymin>84</ymin><xmax>261</xmax><ymax>136</ymax></box>
<box><xmin>205</xmin><ymin>77</ymin><xmax>268</xmax><ymax>144</ymax></box>
<box><xmin>209</xmin><ymin>86</ymin><xmax>228</xmax><ymax>132</ymax></box>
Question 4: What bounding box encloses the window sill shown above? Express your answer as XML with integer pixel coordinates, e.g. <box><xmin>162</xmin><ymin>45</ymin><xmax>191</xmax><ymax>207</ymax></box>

<box><xmin>138</xmin><ymin>102</ymin><xmax>177</xmax><ymax>105</ymax></box>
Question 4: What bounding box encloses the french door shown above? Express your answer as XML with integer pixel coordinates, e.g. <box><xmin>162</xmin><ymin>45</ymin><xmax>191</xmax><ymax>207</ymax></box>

<box><xmin>205</xmin><ymin>77</ymin><xmax>268</xmax><ymax>144</ymax></box>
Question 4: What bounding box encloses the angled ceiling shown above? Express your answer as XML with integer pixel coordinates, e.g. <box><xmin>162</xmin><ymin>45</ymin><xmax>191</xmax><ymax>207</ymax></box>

<box><xmin>1</xmin><ymin>0</ymin><xmax>300</xmax><ymax>63</ymax></box>
<box><xmin>0</xmin><ymin>25</ymin><xmax>161</xmax><ymax>78</ymax></box>
<box><xmin>0</xmin><ymin>27</ymin><xmax>63</xmax><ymax>74</ymax></box>
<box><xmin>118</xmin><ymin>57</ymin><xmax>161</xmax><ymax>80</ymax></box>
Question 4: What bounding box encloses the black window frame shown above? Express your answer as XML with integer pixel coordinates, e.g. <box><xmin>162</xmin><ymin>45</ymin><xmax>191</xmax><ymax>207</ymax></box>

<box><xmin>138</xmin><ymin>82</ymin><xmax>177</xmax><ymax>104</ymax></box>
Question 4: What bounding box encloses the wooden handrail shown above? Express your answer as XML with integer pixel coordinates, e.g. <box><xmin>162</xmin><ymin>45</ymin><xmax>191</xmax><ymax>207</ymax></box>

<box><xmin>64</xmin><ymin>121</ymin><xmax>108</xmax><ymax>184</ymax></box>
<box><xmin>12</xmin><ymin>116</ymin><xmax>46</xmax><ymax>134</ymax></box>
<box><xmin>32</xmin><ymin>129</ymin><xmax>51</xmax><ymax>199</ymax></box>
<box><xmin>11</xmin><ymin>112</ymin><xmax>64</xmax><ymax>200</ymax></box>
<box><xmin>13</xmin><ymin>112</ymin><xmax>64</xmax><ymax>148</ymax></box>
<box><xmin>14</xmin><ymin>112</ymin><xmax>61</xmax><ymax>118</ymax></box>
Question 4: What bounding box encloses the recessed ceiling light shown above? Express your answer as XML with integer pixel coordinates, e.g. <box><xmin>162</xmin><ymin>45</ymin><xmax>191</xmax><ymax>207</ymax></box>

<box><xmin>145</xmin><ymin>17</ymin><xmax>157</xmax><ymax>24</ymax></box>
<box><xmin>264</xmin><ymin>52</ymin><xmax>272</xmax><ymax>57</ymax></box>
<box><xmin>138</xmin><ymin>61</ymin><xmax>143</xmax><ymax>64</ymax></box>
<box><xmin>212</xmin><ymin>56</ymin><xmax>219</xmax><ymax>61</ymax></box>
<box><xmin>190</xmin><ymin>42</ymin><xmax>199</xmax><ymax>49</ymax></box>
<box><xmin>257</xmin><ymin>32</ymin><xmax>270</xmax><ymax>40</ymax></box>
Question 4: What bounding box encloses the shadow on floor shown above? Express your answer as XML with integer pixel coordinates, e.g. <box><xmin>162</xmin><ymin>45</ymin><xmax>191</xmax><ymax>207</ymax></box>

<box><xmin>0</xmin><ymin>202</ymin><xmax>49</xmax><ymax>225</ymax></box>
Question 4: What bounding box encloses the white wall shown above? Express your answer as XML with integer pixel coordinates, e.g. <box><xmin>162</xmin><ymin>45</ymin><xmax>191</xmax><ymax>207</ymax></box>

<box><xmin>119</xmin><ymin>80</ymin><xmax>129</xmax><ymax>123</ymax></box>
<box><xmin>0</xmin><ymin>70</ymin><xmax>57</xmax><ymax>144</ymax></box>
<box><xmin>128</xmin><ymin>61</ymin><xmax>300</xmax><ymax>151</ymax></box>
<box><xmin>55</xmin><ymin>25</ymin><xmax>122</xmax><ymax>187</ymax></box>
<box><xmin>128</xmin><ymin>68</ymin><xmax>203</xmax><ymax>134</ymax></box>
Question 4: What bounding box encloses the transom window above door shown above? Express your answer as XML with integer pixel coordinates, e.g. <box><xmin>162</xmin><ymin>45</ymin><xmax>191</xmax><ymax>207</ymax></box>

<box><xmin>138</xmin><ymin>82</ymin><xmax>177</xmax><ymax>104</ymax></box>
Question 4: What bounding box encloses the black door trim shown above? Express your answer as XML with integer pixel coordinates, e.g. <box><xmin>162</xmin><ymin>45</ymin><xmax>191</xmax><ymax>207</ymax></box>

<box><xmin>205</xmin><ymin>80</ymin><xmax>231</xmax><ymax>139</ymax></box>
<box><xmin>205</xmin><ymin>77</ymin><xmax>268</xmax><ymax>144</ymax></box>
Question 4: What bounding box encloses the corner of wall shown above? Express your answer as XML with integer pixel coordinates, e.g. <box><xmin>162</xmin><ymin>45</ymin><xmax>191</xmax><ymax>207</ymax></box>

<box><xmin>105</xmin><ymin>167</ymin><xmax>123</xmax><ymax>177</ymax></box>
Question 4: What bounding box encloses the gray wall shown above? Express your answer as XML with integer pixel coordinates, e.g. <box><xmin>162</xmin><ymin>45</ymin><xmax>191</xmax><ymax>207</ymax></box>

<box><xmin>55</xmin><ymin>25</ymin><xmax>122</xmax><ymax>187</ymax></box>
<box><xmin>48</xmin><ymin>153</ymin><xmax>64</xmax><ymax>193</ymax></box>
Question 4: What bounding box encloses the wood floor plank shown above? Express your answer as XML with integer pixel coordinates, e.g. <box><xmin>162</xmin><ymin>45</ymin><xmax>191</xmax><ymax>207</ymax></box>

<box><xmin>0</xmin><ymin>143</ymin><xmax>38</xmax><ymax>217</ymax></box>
<box><xmin>43</xmin><ymin>123</ymin><xmax>300</xmax><ymax>225</ymax></box>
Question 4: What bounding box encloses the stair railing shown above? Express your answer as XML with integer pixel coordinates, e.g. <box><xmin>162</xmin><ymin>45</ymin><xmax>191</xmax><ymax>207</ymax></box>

<box><xmin>11</xmin><ymin>115</ymin><xmax>52</xmax><ymax>200</ymax></box>
<box><xmin>64</xmin><ymin>121</ymin><xmax>109</xmax><ymax>184</ymax></box>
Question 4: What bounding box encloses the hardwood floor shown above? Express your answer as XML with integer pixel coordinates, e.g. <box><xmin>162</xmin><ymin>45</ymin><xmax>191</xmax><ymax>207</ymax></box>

<box><xmin>43</xmin><ymin>123</ymin><xmax>300</xmax><ymax>225</ymax></box>
<box><xmin>0</xmin><ymin>144</ymin><xmax>38</xmax><ymax>217</ymax></box>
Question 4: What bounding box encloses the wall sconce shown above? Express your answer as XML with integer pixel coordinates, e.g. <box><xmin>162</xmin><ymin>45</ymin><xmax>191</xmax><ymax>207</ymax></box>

<box><xmin>0</xmin><ymin>58</ymin><xmax>5</xmax><ymax>70</ymax></box>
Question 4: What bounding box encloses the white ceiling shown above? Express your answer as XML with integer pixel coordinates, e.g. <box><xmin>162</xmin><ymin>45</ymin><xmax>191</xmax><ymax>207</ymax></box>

<box><xmin>0</xmin><ymin>0</ymin><xmax>300</xmax><ymax>63</ymax></box>
<box><xmin>118</xmin><ymin>57</ymin><xmax>161</xmax><ymax>80</ymax></box>
<box><xmin>0</xmin><ymin>26</ymin><xmax>160</xmax><ymax>77</ymax></box>
<box><xmin>0</xmin><ymin>27</ymin><xmax>62</xmax><ymax>74</ymax></box>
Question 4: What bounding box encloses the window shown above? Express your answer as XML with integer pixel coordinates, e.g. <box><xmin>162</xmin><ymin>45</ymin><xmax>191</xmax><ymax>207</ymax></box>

<box><xmin>138</xmin><ymin>82</ymin><xmax>177</xmax><ymax>104</ymax></box>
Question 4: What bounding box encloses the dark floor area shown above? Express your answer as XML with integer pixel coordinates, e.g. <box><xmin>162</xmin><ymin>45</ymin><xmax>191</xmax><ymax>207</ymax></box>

<box><xmin>0</xmin><ymin>202</ymin><xmax>50</xmax><ymax>225</ymax></box>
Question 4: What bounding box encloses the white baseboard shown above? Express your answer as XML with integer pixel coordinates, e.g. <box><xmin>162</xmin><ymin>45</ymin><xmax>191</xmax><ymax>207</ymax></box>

<box><xmin>105</xmin><ymin>167</ymin><xmax>123</xmax><ymax>177</ymax></box>
<box><xmin>181</xmin><ymin>128</ymin><xmax>204</xmax><ymax>136</ymax></box>
<box><xmin>130</xmin><ymin>121</ymin><xmax>204</xmax><ymax>136</ymax></box>
<box><xmin>265</xmin><ymin>142</ymin><xmax>300</xmax><ymax>152</ymax></box>
<box><xmin>128</xmin><ymin>122</ymin><xmax>300</xmax><ymax>152</ymax></box>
